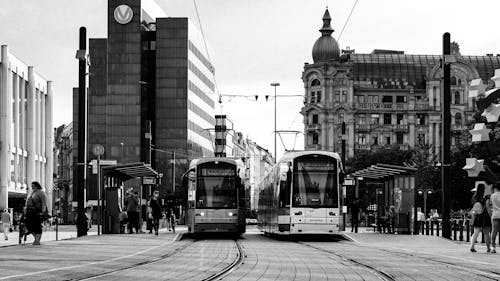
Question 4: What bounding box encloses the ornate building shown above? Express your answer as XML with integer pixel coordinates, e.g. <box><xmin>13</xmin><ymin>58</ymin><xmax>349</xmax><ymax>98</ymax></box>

<box><xmin>302</xmin><ymin>8</ymin><xmax>500</xmax><ymax>160</ymax></box>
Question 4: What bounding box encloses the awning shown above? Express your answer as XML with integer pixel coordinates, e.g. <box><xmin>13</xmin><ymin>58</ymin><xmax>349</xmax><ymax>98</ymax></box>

<box><xmin>102</xmin><ymin>162</ymin><xmax>158</xmax><ymax>181</ymax></box>
<box><xmin>350</xmin><ymin>163</ymin><xmax>417</xmax><ymax>179</ymax></box>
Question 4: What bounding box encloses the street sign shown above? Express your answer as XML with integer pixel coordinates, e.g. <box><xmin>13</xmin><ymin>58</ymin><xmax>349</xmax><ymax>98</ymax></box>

<box><xmin>100</xmin><ymin>160</ymin><xmax>117</xmax><ymax>166</ymax></box>
<box><xmin>143</xmin><ymin>177</ymin><xmax>156</xmax><ymax>185</ymax></box>
<box><xmin>344</xmin><ymin>178</ymin><xmax>355</xmax><ymax>186</ymax></box>
<box><xmin>93</xmin><ymin>144</ymin><xmax>105</xmax><ymax>156</ymax></box>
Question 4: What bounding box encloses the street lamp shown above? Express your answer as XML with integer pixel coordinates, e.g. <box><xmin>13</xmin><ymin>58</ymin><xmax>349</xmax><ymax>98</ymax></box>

<box><xmin>418</xmin><ymin>188</ymin><xmax>434</xmax><ymax>218</ymax></box>
<box><xmin>270</xmin><ymin>83</ymin><xmax>280</xmax><ymax>161</ymax></box>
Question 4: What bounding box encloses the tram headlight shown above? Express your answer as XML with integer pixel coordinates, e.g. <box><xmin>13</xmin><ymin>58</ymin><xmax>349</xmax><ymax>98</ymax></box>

<box><xmin>200</xmin><ymin>212</ymin><xmax>205</xmax><ymax>216</ymax></box>
<box><xmin>228</xmin><ymin>212</ymin><xmax>233</xmax><ymax>217</ymax></box>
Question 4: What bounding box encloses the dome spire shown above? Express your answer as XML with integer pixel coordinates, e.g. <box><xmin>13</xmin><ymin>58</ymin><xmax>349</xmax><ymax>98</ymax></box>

<box><xmin>320</xmin><ymin>8</ymin><xmax>334</xmax><ymax>36</ymax></box>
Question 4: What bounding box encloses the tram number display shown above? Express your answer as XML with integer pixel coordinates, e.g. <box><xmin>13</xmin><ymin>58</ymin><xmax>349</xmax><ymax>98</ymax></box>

<box><xmin>199</xmin><ymin>167</ymin><xmax>235</xmax><ymax>177</ymax></box>
<box><xmin>296</xmin><ymin>161</ymin><xmax>335</xmax><ymax>171</ymax></box>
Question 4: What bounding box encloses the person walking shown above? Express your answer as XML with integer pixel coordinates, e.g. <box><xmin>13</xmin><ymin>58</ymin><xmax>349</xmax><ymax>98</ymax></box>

<box><xmin>126</xmin><ymin>191</ymin><xmax>139</xmax><ymax>234</ymax></box>
<box><xmin>470</xmin><ymin>184</ymin><xmax>492</xmax><ymax>253</ymax></box>
<box><xmin>388</xmin><ymin>206</ymin><xmax>396</xmax><ymax>234</ymax></box>
<box><xmin>25</xmin><ymin>182</ymin><xmax>48</xmax><ymax>245</ymax></box>
<box><xmin>148</xmin><ymin>191</ymin><xmax>162</xmax><ymax>235</ymax></box>
<box><xmin>18</xmin><ymin>207</ymin><xmax>28</xmax><ymax>244</ymax></box>
<box><xmin>351</xmin><ymin>199</ymin><xmax>360</xmax><ymax>233</ymax></box>
<box><xmin>169</xmin><ymin>208</ymin><xmax>176</xmax><ymax>234</ymax></box>
<box><xmin>1</xmin><ymin>209</ymin><xmax>12</xmax><ymax>240</ymax></box>
<box><xmin>490</xmin><ymin>182</ymin><xmax>500</xmax><ymax>254</ymax></box>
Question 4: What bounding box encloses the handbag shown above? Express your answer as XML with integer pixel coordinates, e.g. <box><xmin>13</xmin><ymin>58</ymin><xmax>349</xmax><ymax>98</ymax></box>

<box><xmin>148</xmin><ymin>213</ymin><xmax>153</xmax><ymax>220</ymax></box>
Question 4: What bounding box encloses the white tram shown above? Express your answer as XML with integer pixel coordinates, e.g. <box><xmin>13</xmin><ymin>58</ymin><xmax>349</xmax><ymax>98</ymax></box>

<box><xmin>183</xmin><ymin>157</ymin><xmax>246</xmax><ymax>234</ymax></box>
<box><xmin>258</xmin><ymin>151</ymin><xmax>343</xmax><ymax>235</ymax></box>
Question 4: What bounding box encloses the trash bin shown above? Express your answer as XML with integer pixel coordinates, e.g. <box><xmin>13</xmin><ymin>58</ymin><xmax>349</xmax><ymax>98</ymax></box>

<box><xmin>104</xmin><ymin>187</ymin><xmax>121</xmax><ymax>234</ymax></box>
<box><xmin>396</xmin><ymin>212</ymin><xmax>410</xmax><ymax>234</ymax></box>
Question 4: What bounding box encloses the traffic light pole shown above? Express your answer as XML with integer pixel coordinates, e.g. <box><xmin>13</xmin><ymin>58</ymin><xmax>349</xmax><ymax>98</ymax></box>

<box><xmin>441</xmin><ymin>32</ymin><xmax>452</xmax><ymax>239</ymax></box>
<box><xmin>76</xmin><ymin>27</ymin><xmax>88</xmax><ymax>237</ymax></box>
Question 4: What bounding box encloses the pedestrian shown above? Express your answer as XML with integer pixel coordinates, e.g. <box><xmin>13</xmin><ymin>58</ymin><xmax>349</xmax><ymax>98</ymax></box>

<box><xmin>490</xmin><ymin>182</ymin><xmax>500</xmax><ymax>254</ymax></box>
<box><xmin>25</xmin><ymin>181</ymin><xmax>48</xmax><ymax>245</ymax></box>
<box><xmin>134</xmin><ymin>192</ymin><xmax>143</xmax><ymax>233</ymax></box>
<box><xmin>169</xmin><ymin>208</ymin><xmax>176</xmax><ymax>234</ymax></box>
<box><xmin>126</xmin><ymin>191</ymin><xmax>140</xmax><ymax>234</ymax></box>
<box><xmin>388</xmin><ymin>205</ymin><xmax>396</xmax><ymax>234</ymax></box>
<box><xmin>470</xmin><ymin>184</ymin><xmax>492</xmax><ymax>253</ymax></box>
<box><xmin>148</xmin><ymin>191</ymin><xmax>162</xmax><ymax>235</ymax></box>
<box><xmin>351</xmin><ymin>199</ymin><xmax>360</xmax><ymax>233</ymax></box>
<box><xmin>13</xmin><ymin>212</ymin><xmax>19</xmax><ymax>231</ymax></box>
<box><xmin>166</xmin><ymin>207</ymin><xmax>172</xmax><ymax>231</ymax></box>
<box><xmin>1</xmin><ymin>209</ymin><xmax>12</xmax><ymax>240</ymax></box>
<box><xmin>18</xmin><ymin>207</ymin><xmax>28</xmax><ymax>244</ymax></box>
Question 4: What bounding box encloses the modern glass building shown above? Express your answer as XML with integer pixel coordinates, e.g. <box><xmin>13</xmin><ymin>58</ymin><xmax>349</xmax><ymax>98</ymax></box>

<box><xmin>302</xmin><ymin>8</ymin><xmax>500</xmax><ymax>159</ymax></box>
<box><xmin>0</xmin><ymin>45</ymin><xmax>54</xmax><ymax>211</ymax></box>
<box><xmin>74</xmin><ymin>0</ymin><xmax>216</xmax><ymax>204</ymax></box>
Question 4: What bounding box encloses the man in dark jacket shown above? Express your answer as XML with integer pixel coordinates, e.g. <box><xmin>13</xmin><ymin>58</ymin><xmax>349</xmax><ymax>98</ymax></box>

<box><xmin>126</xmin><ymin>191</ymin><xmax>139</xmax><ymax>234</ymax></box>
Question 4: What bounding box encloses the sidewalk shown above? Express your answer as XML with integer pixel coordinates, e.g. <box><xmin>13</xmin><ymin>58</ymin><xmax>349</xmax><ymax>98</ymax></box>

<box><xmin>0</xmin><ymin>225</ymin><xmax>97</xmax><ymax>247</ymax></box>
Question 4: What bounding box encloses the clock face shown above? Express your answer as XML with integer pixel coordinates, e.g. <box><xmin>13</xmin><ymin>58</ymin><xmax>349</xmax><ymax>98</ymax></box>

<box><xmin>114</xmin><ymin>5</ymin><xmax>133</xmax><ymax>25</ymax></box>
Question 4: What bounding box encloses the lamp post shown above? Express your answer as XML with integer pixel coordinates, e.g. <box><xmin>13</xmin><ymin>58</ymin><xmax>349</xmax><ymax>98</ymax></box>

<box><xmin>270</xmin><ymin>83</ymin><xmax>280</xmax><ymax>161</ymax></box>
<box><xmin>441</xmin><ymin>32</ymin><xmax>452</xmax><ymax>239</ymax></box>
<box><xmin>418</xmin><ymin>188</ymin><xmax>434</xmax><ymax>218</ymax></box>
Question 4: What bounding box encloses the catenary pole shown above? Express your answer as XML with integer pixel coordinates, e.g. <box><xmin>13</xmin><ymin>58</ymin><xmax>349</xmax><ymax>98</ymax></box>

<box><xmin>441</xmin><ymin>32</ymin><xmax>451</xmax><ymax>239</ymax></box>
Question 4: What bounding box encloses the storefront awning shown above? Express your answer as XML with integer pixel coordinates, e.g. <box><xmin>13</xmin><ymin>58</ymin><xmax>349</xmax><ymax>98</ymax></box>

<box><xmin>350</xmin><ymin>163</ymin><xmax>417</xmax><ymax>179</ymax></box>
<box><xmin>102</xmin><ymin>162</ymin><xmax>158</xmax><ymax>181</ymax></box>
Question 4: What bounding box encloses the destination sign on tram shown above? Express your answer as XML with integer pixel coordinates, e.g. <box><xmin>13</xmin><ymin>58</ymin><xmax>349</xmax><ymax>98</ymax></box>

<box><xmin>297</xmin><ymin>161</ymin><xmax>335</xmax><ymax>171</ymax></box>
<box><xmin>200</xmin><ymin>167</ymin><xmax>235</xmax><ymax>176</ymax></box>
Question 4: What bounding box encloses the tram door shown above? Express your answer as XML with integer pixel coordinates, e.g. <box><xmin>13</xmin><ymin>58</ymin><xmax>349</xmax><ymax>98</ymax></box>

<box><xmin>184</xmin><ymin>169</ymin><xmax>196</xmax><ymax>232</ymax></box>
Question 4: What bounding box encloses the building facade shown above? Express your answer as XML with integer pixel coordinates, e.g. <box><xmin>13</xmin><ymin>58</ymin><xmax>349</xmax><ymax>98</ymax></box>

<box><xmin>302</xmin><ymin>9</ymin><xmax>500</xmax><ymax>160</ymax></box>
<box><xmin>0</xmin><ymin>45</ymin><xmax>54</xmax><ymax>211</ymax></box>
<box><xmin>54</xmin><ymin>123</ymin><xmax>73</xmax><ymax>222</ymax></box>
<box><xmin>74</xmin><ymin>0</ymin><xmax>216</xmax><ymax>204</ymax></box>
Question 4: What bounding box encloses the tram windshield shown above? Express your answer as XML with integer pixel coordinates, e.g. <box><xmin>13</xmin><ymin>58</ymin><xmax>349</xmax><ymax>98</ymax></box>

<box><xmin>196</xmin><ymin>164</ymin><xmax>237</xmax><ymax>209</ymax></box>
<box><xmin>292</xmin><ymin>156</ymin><xmax>338</xmax><ymax>208</ymax></box>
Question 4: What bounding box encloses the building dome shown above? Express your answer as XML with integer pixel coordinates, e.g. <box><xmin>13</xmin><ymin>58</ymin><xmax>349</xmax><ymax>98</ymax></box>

<box><xmin>312</xmin><ymin>8</ymin><xmax>340</xmax><ymax>63</ymax></box>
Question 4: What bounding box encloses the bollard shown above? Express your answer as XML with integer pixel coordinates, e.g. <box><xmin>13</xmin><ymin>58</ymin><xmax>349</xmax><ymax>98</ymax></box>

<box><xmin>466</xmin><ymin>220</ymin><xmax>470</xmax><ymax>243</ymax></box>
<box><xmin>430</xmin><ymin>221</ymin><xmax>434</xmax><ymax>236</ymax></box>
<box><xmin>426</xmin><ymin>220</ymin><xmax>430</xmax><ymax>235</ymax></box>
<box><xmin>453</xmin><ymin>220</ymin><xmax>457</xmax><ymax>241</ymax></box>
<box><xmin>459</xmin><ymin>219</ymin><xmax>464</xmax><ymax>241</ymax></box>
<box><xmin>436</xmin><ymin>221</ymin><xmax>440</xmax><ymax>237</ymax></box>
<box><xmin>481</xmin><ymin>232</ymin><xmax>485</xmax><ymax>244</ymax></box>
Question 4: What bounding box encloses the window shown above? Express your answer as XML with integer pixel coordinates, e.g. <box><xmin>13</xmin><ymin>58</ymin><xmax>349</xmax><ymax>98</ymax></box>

<box><xmin>311</xmin><ymin>92</ymin><xmax>316</xmax><ymax>103</ymax></box>
<box><xmin>358</xmin><ymin>133</ymin><xmax>367</xmax><ymax>145</ymax></box>
<box><xmin>433</xmin><ymin>86</ymin><xmax>437</xmax><ymax>106</ymax></box>
<box><xmin>386</xmin><ymin>136</ymin><xmax>391</xmax><ymax>145</ymax></box>
<box><xmin>451</xmin><ymin>76</ymin><xmax>457</xmax><ymax>85</ymax></box>
<box><xmin>417</xmin><ymin>114</ymin><xmax>426</xmax><ymax>125</ymax></box>
<box><xmin>196</xmin><ymin>164</ymin><xmax>237</xmax><ymax>209</ymax></box>
<box><xmin>371</xmin><ymin>114</ymin><xmax>380</xmax><ymax>125</ymax></box>
<box><xmin>372</xmin><ymin>134</ymin><xmax>378</xmax><ymax>145</ymax></box>
<box><xmin>341</xmin><ymin>91</ymin><xmax>347</xmax><ymax>102</ymax></box>
<box><xmin>382</xmin><ymin>95</ymin><xmax>393</xmax><ymax>103</ymax></box>
<box><xmin>454</xmin><ymin>91</ymin><xmax>460</xmax><ymax>105</ymax></box>
<box><xmin>396</xmin><ymin>134</ymin><xmax>404</xmax><ymax>145</ymax></box>
<box><xmin>455</xmin><ymin>112</ymin><xmax>462</xmax><ymax>126</ymax></box>
<box><xmin>458</xmin><ymin>79</ymin><xmax>462</xmax><ymax>85</ymax></box>
<box><xmin>396</xmin><ymin>114</ymin><xmax>404</xmax><ymax>125</ymax></box>
<box><xmin>383</xmin><ymin>113</ymin><xmax>392</xmax><ymax>125</ymax></box>
<box><xmin>396</xmin><ymin>96</ymin><xmax>406</xmax><ymax>103</ymax></box>
<box><xmin>317</xmin><ymin>91</ymin><xmax>322</xmax><ymax>103</ymax></box>
<box><xmin>417</xmin><ymin>133</ymin><xmax>425</xmax><ymax>145</ymax></box>
<box><xmin>311</xmin><ymin>79</ymin><xmax>321</xmax><ymax>86</ymax></box>
<box><xmin>354</xmin><ymin>96</ymin><xmax>359</xmax><ymax>104</ymax></box>
<box><xmin>358</xmin><ymin>114</ymin><xmax>366</xmax><ymax>124</ymax></box>
<box><xmin>312</xmin><ymin>114</ymin><xmax>318</xmax><ymax>124</ymax></box>
<box><xmin>334</xmin><ymin>91</ymin><xmax>340</xmax><ymax>102</ymax></box>
<box><xmin>312</xmin><ymin>133</ymin><xmax>319</xmax><ymax>145</ymax></box>
<box><xmin>359</xmin><ymin>95</ymin><xmax>365</xmax><ymax>103</ymax></box>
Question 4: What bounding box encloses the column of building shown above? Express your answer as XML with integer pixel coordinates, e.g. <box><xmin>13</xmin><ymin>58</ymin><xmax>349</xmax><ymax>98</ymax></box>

<box><xmin>13</xmin><ymin>71</ymin><xmax>19</xmax><ymax>188</ymax></box>
<box><xmin>45</xmin><ymin>81</ymin><xmax>53</xmax><ymax>213</ymax></box>
<box><xmin>27</xmin><ymin>67</ymin><xmax>36</xmax><ymax>194</ymax></box>
<box><xmin>20</xmin><ymin>75</ymin><xmax>26</xmax><ymax>187</ymax></box>
<box><xmin>0</xmin><ymin>45</ymin><xmax>12</xmax><ymax>210</ymax></box>
<box><xmin>41</xmin><ymin>89</ymin><xmax>46</xmax><ymax>188</ymax></box>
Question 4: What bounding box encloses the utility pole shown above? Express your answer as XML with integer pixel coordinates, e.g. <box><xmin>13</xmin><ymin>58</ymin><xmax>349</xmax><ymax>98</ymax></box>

<box><xmin>270</xmin><ymin>83</ymin><xmax>280</xmax><ymax>162</ymax></box>
<box><xmin>145</xmin><ymin>120</ymin><xmax>152</xmax><ymax>165</ymax></box>
<box><xmin>76</xmin><ymin>27</ymin><xmax>88</xmax><ymax>237</ymax></box>
<box><xmin>441</xmin><ymin>32</ymin><xmax>452</xmax><ymax>239</ymax></box>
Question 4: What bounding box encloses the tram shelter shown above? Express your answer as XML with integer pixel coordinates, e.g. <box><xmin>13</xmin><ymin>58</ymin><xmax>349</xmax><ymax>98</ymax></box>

<box><xmin>349</xmin><ymin>164</ymin><xmax>417</xmax><ymax>234</ymax></box>
<box><xmin>100</xmin><ymin>162</ymin><xmax>159</xmax><ymax>234</ymax></box>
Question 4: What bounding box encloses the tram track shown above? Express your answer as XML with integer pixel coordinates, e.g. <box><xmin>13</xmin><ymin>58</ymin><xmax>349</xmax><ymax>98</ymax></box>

<box><xmin>201</xmin><ymin>239</ymin><xmax>246</xmax><ymax>281</ymax></box>
<box><xmin>297</xmin><ymin>242</ymin><xmax>396</xmax><ymax>281</ymax></box>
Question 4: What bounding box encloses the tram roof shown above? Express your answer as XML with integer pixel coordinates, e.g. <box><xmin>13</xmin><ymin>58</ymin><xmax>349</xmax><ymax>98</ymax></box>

<box><xmin>349</xmin><ymin>163</ymin><xmax>417</xmax><ymax>179</ymax></box>
<box><xmin>278</xmin><ymin>150</ymin><xmax>342</xmax><ymax>164</ymax></box>
<box><xmin>189</xmin><ymin>157</ymin><xmax>244</xmax><ymax>169</ymax></box>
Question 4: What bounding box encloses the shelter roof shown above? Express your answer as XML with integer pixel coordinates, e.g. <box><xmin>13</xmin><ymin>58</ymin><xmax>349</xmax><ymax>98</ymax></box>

<box><xmin>102</xmin><ymin>162</ymin><xmax>158</xmax><ymax>181</ymax></box>
<box><xmin>350</xmin><ymin>163</ymin><xmax>416</xmax><ymax>180</ymax></box>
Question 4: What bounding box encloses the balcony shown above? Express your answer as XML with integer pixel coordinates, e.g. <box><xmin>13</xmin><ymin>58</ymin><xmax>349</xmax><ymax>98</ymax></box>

<box><xmin>414</xmin><ymin>102</ymin><xmax>430</xmax><ymax>110</ymax></box>
<box><xmin>354</xmin><ymin>103</ymin><xmax>409</xmax><ymax>110</ymax></box>
<box><xmin>398</xmin><ymin>144</ymin><xmax>410</xmax><ymax>151</ymax></box>
<box><xmin>452</xmin><ymin>125</ymin><xmax>467</xmax><ymax>132</ymax></box>
<box><xmin>306</xmin><ymin>124</ymin><xmax>321</xmax><ymax>131</ymax></box>
<box><xmin>355</xmin><ymin>124</ymin><xmax>370</xmax><ymax>131</ymax></box>
<box><xmin>356</xmin><ymin>144</ymin><xmax>371</xmax><ymax>150</ymax></box>
<box><xmin>394</xmin><ymin>124</ymin><xmax>409</xmax><ymax>132</ymax></box>
<box><xmin>394</xmin><ymin>103</ymin><xmax>409</xmax><ymax>110</ymax></box>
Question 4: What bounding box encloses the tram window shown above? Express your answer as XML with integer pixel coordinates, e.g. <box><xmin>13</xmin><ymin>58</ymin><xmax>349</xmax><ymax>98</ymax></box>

<box><xmin>196</xmin><ymin>164</ymin><xmax>237</xmax><ymax>209</ymax></box>
<box><xmin>279</xmin><ymin>164</ymin><xmax>292</xmax><ymax>207</ymax></box>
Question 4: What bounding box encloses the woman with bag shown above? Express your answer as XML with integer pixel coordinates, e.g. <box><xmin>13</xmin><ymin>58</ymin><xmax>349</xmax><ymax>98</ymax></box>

<box><xmin>470</xmin><ymin>184</ymin><xmax>492</xmax><ymax>253</ymax></box>
<box><xmin>25</xmin><ymin>181</ymin><xmax>48</xmax><ymax>245</ymax></box>
<box><xmin>148</xmin><ymin>191</ymin><xmax>162</xmax><ymax>235</ymax></box>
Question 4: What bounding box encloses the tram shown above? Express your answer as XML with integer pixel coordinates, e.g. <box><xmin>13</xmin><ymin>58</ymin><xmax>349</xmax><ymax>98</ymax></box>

<box><xmin>258</xmin><ymin>151</ymin><xmax>343</xmax><ymax>235</ymax></box>
<box><xmin>183</xmin><ymin>157</ymin><xmax>246</xmax><ymax>235</ymax></box>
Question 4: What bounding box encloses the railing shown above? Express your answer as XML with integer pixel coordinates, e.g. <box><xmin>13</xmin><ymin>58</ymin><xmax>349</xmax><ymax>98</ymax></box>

<box><xmin>398</xmin><ymin>144</ymin><xmax>409</xmax><ymax>150</ymax></box>
<box><xmin>306</xmin><ymin>124</ymin><xmax>321</xmax><ymax>131</ymax></box>
<box><xmin>355</xmin><ymin>124</ymin><xmax>370</xmax><ymax>131</ymax></box>
<box><xmin>356</xmin><ymin>144</ymin><xmax>370</xmax><ymax>150</ymax></box>
<box><xmin>416</xmin><ymin>219</ymin><xmax>499</xmax><ymax>245</ymax></box>
<box><xmin>354</xmin><ymin>103</ymin><xmax>410</xmax><ymax>110</ymax></box>
<box><xmin>394</xmin><ymin>124</ymin><xmax>408</xmax><ymax>131</ymax></box>
<box><xmin>414</xmin><ymin>102</ymin><xmax>430</xmax><ymax>110</ymax></box>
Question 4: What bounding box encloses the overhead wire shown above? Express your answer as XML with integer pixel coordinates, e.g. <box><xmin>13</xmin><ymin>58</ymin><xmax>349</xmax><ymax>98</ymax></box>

<box><xmin>337</xmin><ymin>0</ymin><xmax>359</xmax><ymax>42</ymax></box>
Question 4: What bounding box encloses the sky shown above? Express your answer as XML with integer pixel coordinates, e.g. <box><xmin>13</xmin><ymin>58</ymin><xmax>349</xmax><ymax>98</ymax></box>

<box><xmin>1</xmin><ymin>0</ymin><xmax>499</xmax><ymax>160</ymax></box>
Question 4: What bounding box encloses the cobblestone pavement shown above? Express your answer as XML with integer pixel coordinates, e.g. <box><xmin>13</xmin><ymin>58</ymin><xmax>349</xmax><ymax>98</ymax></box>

<box><xmin>0</xmin><ymin>226</ymin><xmax>499</xmax><ymax>281</ymax></box>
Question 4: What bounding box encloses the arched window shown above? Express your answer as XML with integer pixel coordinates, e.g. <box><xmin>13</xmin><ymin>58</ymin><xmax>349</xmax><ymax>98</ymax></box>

<box><xmin>458</xmin><ymin>79</ymin><xmax>462</xmax><ymax>85</ymax></box>
<box><xmin>454</xmin><ymin>91</ymin><xmax>460</xmax><ymax>105</ymax></box>
<box><xmin>455</xmin><ymin>113</ymin><xmax>462</xmax><ymax>126</ymax></box>
<box><xmin>311</xmin><ymin>79</ymin><xmax>321</xmax><ymax>87</ymax></box>
<box><xmin>451</xmin><ymin>76</ymin><xmax>457</xmax><ymax>85</ymax></box>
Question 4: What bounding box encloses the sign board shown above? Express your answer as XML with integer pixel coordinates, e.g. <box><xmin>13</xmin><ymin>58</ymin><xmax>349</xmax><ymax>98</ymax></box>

<box><xmin>100</xmin><ymin>160</ymin><xmax>117</xmax><ymax>166</ymax></box>
<box><xmin>143</xmin><ymin>177</ymin><xmax>157</xmax><ymax>185</ymax></box>
<box><xmin>90</xmin><ymin>159</ymin><xmax>117</xmax><ymax>175</ymax></box>
<box><xmin>93</xmin><ymin>144</ymin><xmax>105</xmax><ymax>156</ymax></box>
<box><xmin>114</xmin><ymin>5</ymin><xmax>133</xmax><ymax>25</ymax></box>
<box><xmin>344</xmin><ymin>178</ymin><xmax>355</xmax><ymax>186</ymax></box>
